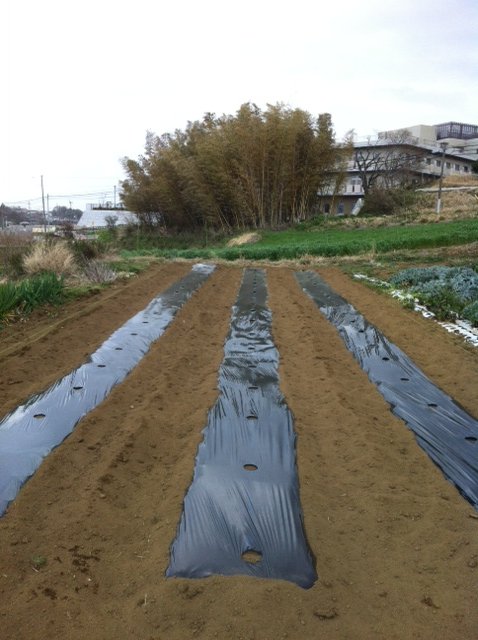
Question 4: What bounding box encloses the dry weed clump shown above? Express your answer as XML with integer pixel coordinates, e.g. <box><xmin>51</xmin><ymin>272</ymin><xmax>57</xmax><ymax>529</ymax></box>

<box><xmin>23</xmin><ymin>242</ymin><xmax>75</xmax><ymax>276</ymax></box>
<box><xmin>82</xmin><ymin>260</ymin><xmax>118</xmax><ymax>284</ymax></box>
<box><xmin>414</xmin><ymin>190</ymin><xmax>478</xmax><ymax>221</ymax></box>
<box><xmin>297</xmin><ymin>253</ymin><xmax>329</xmax><ymax>266</ymax></box>
<box><xmin>442</xmin><ymin>175</ymin><xmax>478</xmax><ymax>188</ymax></box>
<box><xmin>0</xmin><ymin>230</ymin><xmax>33</xmax><ymax>248</ymax></box>
<box><xmin>0</xmin><ymin>231</ymin><xmax>33</xmax><ymax>277</ymax></box>
<box><xmin>227</xmin><ymin>232</ymin><xmax>261</xmax><ymax>247</ymax></box>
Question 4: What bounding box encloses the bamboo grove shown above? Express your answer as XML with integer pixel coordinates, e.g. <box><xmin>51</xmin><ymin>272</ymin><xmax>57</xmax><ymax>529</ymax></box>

<box><xmin>121</xmin><ymin>104</ymin><xmax>348</xmax><ymax>231</ymax></box>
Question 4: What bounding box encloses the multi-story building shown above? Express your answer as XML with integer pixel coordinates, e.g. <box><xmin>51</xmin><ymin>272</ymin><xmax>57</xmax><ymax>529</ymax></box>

<box><xmin>320</xmin><ymin>121</ymin><xmax>478</xmax><ymax>215</ymax></box>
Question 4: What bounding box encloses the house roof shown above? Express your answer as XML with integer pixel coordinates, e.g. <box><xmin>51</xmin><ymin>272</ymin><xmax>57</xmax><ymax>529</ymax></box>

<box><xmin>353</xmin><ymin>140</ymin><xmax>475</xmax><ymax>163</ymax></box>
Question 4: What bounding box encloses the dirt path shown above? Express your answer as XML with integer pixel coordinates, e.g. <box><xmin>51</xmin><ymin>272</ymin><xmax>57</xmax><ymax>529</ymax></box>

<box><xmin>0</xmin><ymin>263</ymin><xmax>477</xmax><ymax>639</ymax></box>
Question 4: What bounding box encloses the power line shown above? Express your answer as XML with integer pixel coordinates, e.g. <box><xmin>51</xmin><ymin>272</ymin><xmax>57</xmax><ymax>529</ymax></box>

<box><xmin>2</xmin><ymin>196</ymin><xmax>43</xmax><ymax>205</ymax></box>
<box><xmin>49</xmin><ymin>191</ymin><xmax>114</xmax><ymax>198</ymax></box>
<box><xmin>3</xmin><ymin>189</ymin><xmax>117</xmax><ymax>206</ymax></box>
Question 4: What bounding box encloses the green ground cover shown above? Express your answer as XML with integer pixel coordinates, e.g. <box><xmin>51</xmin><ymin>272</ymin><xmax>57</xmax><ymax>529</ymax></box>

<box><xmin>121</xmin><ymin>219</ymin><xmax>478</xmax><ymax>262</ymax></box>
<box><xmin>389</xmin><ymin>266</ymin><xmax>478</xmax><ymax>324</ymax></box>
<box><xmin>0</xmin><ymin>273</ymin><xmax>65</xmax><ymax>324</ymax></box>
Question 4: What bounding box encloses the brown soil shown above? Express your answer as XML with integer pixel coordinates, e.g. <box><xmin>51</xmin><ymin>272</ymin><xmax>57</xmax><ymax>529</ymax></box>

<box><xmin>0</xmin><ymin>263</ymin><xmax>477</xmax><ymax>640</ymax></box>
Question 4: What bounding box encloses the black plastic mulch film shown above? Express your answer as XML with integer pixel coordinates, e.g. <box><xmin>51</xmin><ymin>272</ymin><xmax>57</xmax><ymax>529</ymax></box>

<box><xmin>295</xmin><ymin>271</ymin><xmax>478</xmax><ymax>509</ymax></box>
<box><xmin>167</xmin><ymin>269</ymin><xmax>317</xmax><ymax>589</ymax></box>
<box><xmin>0</xmin><ymin>264</ymin><xmax>215</xmax><ymax>516</ymax></box>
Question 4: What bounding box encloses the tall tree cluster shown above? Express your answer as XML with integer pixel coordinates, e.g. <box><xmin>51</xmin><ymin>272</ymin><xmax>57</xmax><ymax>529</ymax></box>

<box><xmin>121</xmin><ymin>103</ymin><xmax>343</xmax><ymax>230</ymax></box>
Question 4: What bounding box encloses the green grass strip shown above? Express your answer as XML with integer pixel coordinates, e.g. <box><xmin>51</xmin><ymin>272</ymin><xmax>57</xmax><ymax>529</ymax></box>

<box><xmin>121</xmin><ymin>219</ymin><xmax>478</xmax><ymax>262</ymax></box>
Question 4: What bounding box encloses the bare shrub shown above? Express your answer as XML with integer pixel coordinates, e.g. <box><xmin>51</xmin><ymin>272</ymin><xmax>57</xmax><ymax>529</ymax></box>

<box><xmin>0</xmin><ymin>231</ymin><xmax>33</xmax><ymax>277</ymax></box>
<box><xmin>70</xmin><ymin>239</ymin><xmax>101</xmax><ymax>263</ymax></box>
<box><xmin>23</xmin><ymin>241</ymin><xmax>75</xmax><ymax>276</ymax></box>
<box><xmin>82</xmin><ymin>260</ymin><xmax>118</xmax><ymax>284</ymax></box>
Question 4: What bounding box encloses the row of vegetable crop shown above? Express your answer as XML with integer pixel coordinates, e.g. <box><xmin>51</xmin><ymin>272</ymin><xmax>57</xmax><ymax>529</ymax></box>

<box><xmin>389</xmin><ymin>266</ymin><xmax>478</xmax><ymax>326</ymax></box>
<box><xmin>122</xmin><ymin>219</ymin><xmax>478</xmax><ymax>261</ymax></box>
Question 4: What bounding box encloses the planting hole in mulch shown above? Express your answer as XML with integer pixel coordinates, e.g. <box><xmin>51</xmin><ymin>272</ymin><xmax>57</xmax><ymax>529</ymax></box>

<box><xmin>166</xmin><ymin>269</ymin><xmax>316</xmax><ymax>589</ymax></box>
<box><xmin>0</xmin><ymin>264</ymin><xmax>216</xmax><ymax>517</ymax></box>
<box><xmin>241</xmin><ymin>550</ymin><xmax>262</xmax><ymax>564</ymax></box>
<box><xmin>296</xmin><ymin>270</ymin><xmax>478</xmax><ymax>509</ymax></box>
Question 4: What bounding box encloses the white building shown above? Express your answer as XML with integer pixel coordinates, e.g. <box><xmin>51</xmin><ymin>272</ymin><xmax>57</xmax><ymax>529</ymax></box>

<box><xmin>321</xmin><ymin>121</ymin><xmax>478</xmax><ymax>215</ymax></box>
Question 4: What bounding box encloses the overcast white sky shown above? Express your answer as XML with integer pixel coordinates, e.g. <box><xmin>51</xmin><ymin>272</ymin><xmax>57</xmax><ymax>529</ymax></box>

<box><xmin>1</xmin><ymin>0</ymin><xmax>477</xmax><ymax>211</ymax></box>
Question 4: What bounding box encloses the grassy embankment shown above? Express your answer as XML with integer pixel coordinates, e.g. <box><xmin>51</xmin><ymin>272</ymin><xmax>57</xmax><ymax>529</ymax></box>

<box><xmin>121</xmin><ymin>218</ymin><xmax>478</xmax><ymax>262</ymax></box>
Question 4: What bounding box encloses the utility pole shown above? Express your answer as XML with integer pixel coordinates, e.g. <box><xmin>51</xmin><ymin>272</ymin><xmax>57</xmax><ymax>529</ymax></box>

<box><xmin>113</xmin><ymin>185</ymin><xmax>117</xmax><ymax>207</ymax></box>
<box><xmin>41</xmin><ymin>175</ymin><xmax>47</xmax><ymax>233</ymax></box>
<box><xmin>436</xmin><ymin>142</ymin><xmax>448</xmax><ymax>214</ymax></box>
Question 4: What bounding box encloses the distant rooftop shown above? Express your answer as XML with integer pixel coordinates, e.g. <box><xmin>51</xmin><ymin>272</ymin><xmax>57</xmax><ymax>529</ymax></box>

<box><xmin>77</xmin><ymin>204</ymin><xmax>137</xmax><ymax>229</ymax></box>
<box><xmin>435</xmin><ymin>122</ymin><xmax>478</xmax><ymax>140</ymax></box>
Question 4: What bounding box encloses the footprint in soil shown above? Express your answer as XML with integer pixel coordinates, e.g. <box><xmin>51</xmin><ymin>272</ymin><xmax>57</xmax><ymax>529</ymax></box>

<box><xmin>69</xmin><ymin>545</ymin><xmax>100</xmax><ymax>573</ymax></box>
<box><xmin>313</xmin><ymin>608</ymin><xmax>338</xmax><ymax>620</ymax></box>
<box><xmin>177</xmin><ymin>584</ymin><xmax>204</xmax><ymax>600</ymax></box>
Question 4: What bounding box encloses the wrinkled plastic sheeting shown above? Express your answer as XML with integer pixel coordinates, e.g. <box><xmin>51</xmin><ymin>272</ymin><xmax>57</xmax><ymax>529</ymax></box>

<box><xmin>295</xmin><ymin>271</ymin><xmax>478</xmax><ymax>509</ymax></box>
<box><xmin>0</xmin><ymin>264</ymin><xmax>215</xmax><ymax>516</ymax></box>
<box><xmin>167</xmin><ymin>269</ymin><xmax>317</xmax><ymax>589</ymax></box>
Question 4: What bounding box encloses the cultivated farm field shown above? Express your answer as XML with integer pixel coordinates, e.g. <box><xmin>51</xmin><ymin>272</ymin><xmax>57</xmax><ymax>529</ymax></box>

<box><xmin>0</xmin><ymin>262</ymin><xmax>477</xmax><ymax>640</ymax></box>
